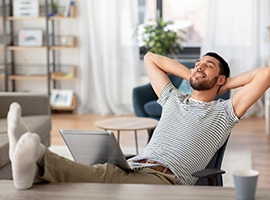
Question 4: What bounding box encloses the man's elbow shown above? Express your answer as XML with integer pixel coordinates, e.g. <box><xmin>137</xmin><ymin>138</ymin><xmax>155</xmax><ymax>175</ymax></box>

<box><xmin>261</xmin><ymin>67</ymin><xmax>270</xmax><ymax>80</ymax></box>
<box><xmin>261</xmin><ymin>67</ymin><xmax>270</xmax><ymax>87</ymax></box>
<box><xmin>144</xmin><ymin>52</ymin><xmax>153</xmax><ymax>61</ymax></box>
<box><xmin>265</xmin><ymin>67</ymin><xmax>270</xmax><ymax>77</ymax></box>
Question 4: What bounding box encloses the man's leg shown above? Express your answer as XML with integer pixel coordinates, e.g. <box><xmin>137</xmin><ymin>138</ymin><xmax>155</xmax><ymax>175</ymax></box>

<box><xmin>8</xmin><ymin>103</ymin><xmax>179</xmax><ymax>189</ymax></box>
<box><xmin>7</xmin><ymin>102</ymin><xmax>45</xmax><ymax>190</ymax></box>
<box><xmin>7</xmin><ymin>102</ymin><xmax>29</xmax><ymax>159</ymax></box>
<box><xmin>12</xmin><ymin>132</ymin><xmax>45</xmax><ymax>189</ymax></box>
<box><xmin>40</xmin><ymin>149</ymin><xmax>178</xmax><ymax>185</ymax></box>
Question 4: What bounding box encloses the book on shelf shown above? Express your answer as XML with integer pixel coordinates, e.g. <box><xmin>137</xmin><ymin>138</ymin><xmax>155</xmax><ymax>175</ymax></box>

<box><xmin>64</xmin><ymin>0</ymin><xmax>75</xmax><ymax>17</ymax></box>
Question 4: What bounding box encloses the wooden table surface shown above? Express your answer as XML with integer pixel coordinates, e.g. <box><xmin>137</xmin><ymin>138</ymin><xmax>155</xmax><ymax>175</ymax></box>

<box><xmin>94</xmin><ymin>117</ymin><xmax>158</xmax><ymax>131</ymax></box>
<box><xmin>1</xmin><ymin>181</ymin><xmax>269</xmax><ymax>200</ymax></box>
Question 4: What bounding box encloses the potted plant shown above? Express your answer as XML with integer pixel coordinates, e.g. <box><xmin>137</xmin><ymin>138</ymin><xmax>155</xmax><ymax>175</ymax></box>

<box><xmin>136</xmin><ymin>19</ymin><xmax>185</xmax><ymax>58</ymax></box>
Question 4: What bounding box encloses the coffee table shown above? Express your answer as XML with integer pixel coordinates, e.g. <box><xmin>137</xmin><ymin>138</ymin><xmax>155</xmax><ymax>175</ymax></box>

<box><xmin>94</xmin><ymin>117</ymin><xmax>158</xmax><ymax>154</ymax></box>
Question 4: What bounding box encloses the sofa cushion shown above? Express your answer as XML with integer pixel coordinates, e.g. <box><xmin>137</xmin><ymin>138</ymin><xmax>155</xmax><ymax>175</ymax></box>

<box><xmin>23</xmin><ymin>115</ymin><xmax>51</xmax><ymax>142</ymax></box>
<box><xmin>0</xmin><ymin>115</ymin><xmax>51</xmax><ymax>142</ymax></box>
<box><xmin>0</xmin><ymin>134</ymin><xmax>9</xmax><ymax>169</ymax></box>
<box><xmin>0</xmin><ymin>120</ymin><xmax>7</xmax><ymax>134</ymax></box>
<box><xmin>0</xmin><ymin>115</ymin><xmax>51</xmax><ymax>169</ymax></box>
<box><xmin>0</xmin><ymin>162</ymin><xmax>12</xmax><ymax>179</ymax></box>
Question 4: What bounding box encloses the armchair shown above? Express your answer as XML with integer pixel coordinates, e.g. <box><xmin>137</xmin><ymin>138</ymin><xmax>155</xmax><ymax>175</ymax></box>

<box><xmin>132</xmin><ymin>62</ymin><xmax>195</xmax><ymax>121</ymax></box>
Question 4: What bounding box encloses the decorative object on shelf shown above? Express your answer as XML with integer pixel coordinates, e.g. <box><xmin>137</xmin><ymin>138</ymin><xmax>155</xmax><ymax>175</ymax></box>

<box><xmin>51</xmin><ymin>66</ymin><xmax>76</xmax><ymax>79</ymax></box>
<box><xmin>13</xmin><ymin>0</ymin><xmax>39</xmax><ymax>17</ymax></box>
<box><xmin>18</xmin><ymin>29</ymin><xmax>43</xmax><ymax>46</ymax></box>
<box><xmin>48</xmin><ymin>0</ymin><xmax>58</xmax><ymax>17</ymax></box>
<box><xmin>50</xmin><ymin>89</ymin><xmax>74</xmax><ymax>107</ymax></box>
<box><xmin>52</xmin><ymin>35</ymin><xmax>76</xmax><ymax>47</ymax></box>
<box><xmin>136</xmin><ymin>19</ymin><xmax>185</xmax><ymax>57</ymax></box>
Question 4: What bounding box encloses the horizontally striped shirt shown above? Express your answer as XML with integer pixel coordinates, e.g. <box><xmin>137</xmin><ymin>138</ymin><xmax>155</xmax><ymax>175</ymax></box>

<box><xmin>130</xmin><ymin>82</ymin><xmax>239</xmax><ymax>185</ymax></box>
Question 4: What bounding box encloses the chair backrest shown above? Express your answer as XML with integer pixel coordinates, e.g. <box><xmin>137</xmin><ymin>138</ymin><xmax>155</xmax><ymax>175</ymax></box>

<box><xmin>194</xmin><ymin>135</ymin><xmax>230</xmax><ymax>186</ymax></box>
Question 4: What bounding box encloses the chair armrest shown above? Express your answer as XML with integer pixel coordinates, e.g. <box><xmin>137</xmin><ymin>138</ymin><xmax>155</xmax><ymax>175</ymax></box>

<box><xmin>132</xmin><ymin>83</ymin><xmax>158</xmax><ymax>117</ymax></box>
<box><xmin>0</xmin><ymin>92</ymin><xmax>51</xmax><ymax>118</ymax></box>
<box><xmin>192</xmin><ymin>168</ymin><xmax>226</xmax><ymax>186</ymax></box>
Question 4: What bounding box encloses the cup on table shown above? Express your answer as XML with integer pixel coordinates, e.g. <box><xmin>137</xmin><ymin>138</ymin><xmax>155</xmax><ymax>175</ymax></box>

<box><xmin>233</xmin><ymin>169</ymin><xmax>259</xmax><ymax>200</ymax></box>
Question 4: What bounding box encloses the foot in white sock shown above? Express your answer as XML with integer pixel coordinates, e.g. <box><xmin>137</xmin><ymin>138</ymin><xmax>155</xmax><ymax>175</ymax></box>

<box><xmin>7</xmin><ymin>102</ymin><xmax>29</xmax><ymax>160</ymax></box>
<box><xmin>12</xmin><ymin>132</ymin><xmax>45</xmax><ymax>190</ymax></box>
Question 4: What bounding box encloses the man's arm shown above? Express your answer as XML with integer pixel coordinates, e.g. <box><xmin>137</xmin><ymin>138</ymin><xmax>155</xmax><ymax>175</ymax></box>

<box><xmin>219</xmin><ymin>67</ymin><xmax>270</xmax><ymax>118</ymax></box>
<box><xmin>144</xmin><ymin>52</ymin><xmax>192</xmax><ymax>97</ymax></box>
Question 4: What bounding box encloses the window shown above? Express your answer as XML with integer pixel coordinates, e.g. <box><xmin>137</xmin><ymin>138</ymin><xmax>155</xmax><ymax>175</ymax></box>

<box><xmin>138</xmin><ymin>0</ymin><xmax>208</xmax><ymax>59</ymax></box>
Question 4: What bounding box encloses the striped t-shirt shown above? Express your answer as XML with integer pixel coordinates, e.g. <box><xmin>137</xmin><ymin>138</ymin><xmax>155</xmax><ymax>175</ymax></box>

<box><xmin>130</xmin><ymin>82</ymin><xmax>239</xmax><ymax>185</ymax></box>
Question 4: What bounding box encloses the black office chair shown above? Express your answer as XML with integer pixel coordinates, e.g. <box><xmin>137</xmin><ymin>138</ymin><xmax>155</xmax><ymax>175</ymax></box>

<box><xmin>126</xmin><ymin>135</ymin><xmax>230</xmax><ymax>186</ymax></box>
<box><xmin>192</xmin><ymin>135</ymin><xmax>230</xmax><ymax>186</ymax></box>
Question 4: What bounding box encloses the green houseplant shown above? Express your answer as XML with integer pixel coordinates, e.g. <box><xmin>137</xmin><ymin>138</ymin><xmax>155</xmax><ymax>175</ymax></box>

<box><xmin>136</xmin><ymin>19</ymin><xmax>185</xmax><ymax>58</ymax></box>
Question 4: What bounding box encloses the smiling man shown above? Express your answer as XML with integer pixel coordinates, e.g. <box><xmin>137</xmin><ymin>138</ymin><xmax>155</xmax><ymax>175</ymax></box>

<box><xmin>190</xmin><ymin>52</ymin><xmax>229</xmax><ymax>92</ymax></box>
<box><xmin>7</xmin><ymin>52</ymin><xmax>270</xmax><ymax>189</ymax></box>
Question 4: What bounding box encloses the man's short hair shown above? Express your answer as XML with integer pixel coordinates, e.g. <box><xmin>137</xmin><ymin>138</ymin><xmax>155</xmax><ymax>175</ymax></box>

<box><xmin>203</xmin><ymin>52</ymin><xmax>230</xmax><ymax>78</ymax></box>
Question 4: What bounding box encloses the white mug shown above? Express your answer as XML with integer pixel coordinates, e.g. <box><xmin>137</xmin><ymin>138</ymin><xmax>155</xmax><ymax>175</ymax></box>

<box><xmin>233</xmin><ymin>169</ymin><xmax>259</xmax><ymax>200</ymax></box>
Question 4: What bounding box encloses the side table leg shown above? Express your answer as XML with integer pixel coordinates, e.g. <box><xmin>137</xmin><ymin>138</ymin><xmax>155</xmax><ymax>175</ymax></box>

<box><xmin>134</xmin><ymin>130</ymin><xmax>138</xmax><ymax>154</ymax></box>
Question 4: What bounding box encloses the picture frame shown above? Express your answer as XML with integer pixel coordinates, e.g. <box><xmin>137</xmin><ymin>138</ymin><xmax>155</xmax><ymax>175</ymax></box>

<box><xmin>18</xmin><ymin>29</ymin><xmax>43</xmax><ymax>46</ymax></box>
<box><xmin>13</xmin><ymin>0</ymin><xmax>39</xmax><ymax>17</ymax></box>
<box><xmin>50</xmin><ymin>89</ymin><xmax>74</xmax><ymax>107</ymax></box>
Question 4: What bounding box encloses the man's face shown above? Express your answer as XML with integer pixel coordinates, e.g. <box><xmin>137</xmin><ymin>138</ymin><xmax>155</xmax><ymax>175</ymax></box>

<box><xmin>190</xmin><ymin>56</ymin><xmax>222</xmax><ymax>91</ymax></box>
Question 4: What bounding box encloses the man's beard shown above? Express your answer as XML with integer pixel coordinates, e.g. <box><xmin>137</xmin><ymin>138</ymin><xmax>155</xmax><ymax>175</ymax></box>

<box><xmin>190</xmin><ymin>76</ymin><xmax>219</xmax><ymax>91</ymax></box>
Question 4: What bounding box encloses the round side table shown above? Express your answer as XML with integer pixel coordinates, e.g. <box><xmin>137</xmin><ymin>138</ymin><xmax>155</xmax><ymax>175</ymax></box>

<box><xmin>94</xmin><ymin>117</ymin><xmax>158</xmax><ymax>154</ymax></box>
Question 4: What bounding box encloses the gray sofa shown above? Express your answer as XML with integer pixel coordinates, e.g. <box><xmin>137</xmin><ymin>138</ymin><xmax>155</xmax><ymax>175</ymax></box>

<box><xmin>0</xmin><ymin>92</ymin><xmax>51</xmax><ymax>180</ymax></box>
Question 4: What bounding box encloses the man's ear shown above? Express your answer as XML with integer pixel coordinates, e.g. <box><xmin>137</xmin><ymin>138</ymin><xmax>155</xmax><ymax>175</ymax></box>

<box><xmin>217</xmin><ymin>75</ymin><xmax>226</xmax><ymax>86</ymax></box>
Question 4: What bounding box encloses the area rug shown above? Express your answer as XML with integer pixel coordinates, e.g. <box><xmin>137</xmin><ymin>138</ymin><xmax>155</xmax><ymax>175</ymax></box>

<box><xmin>222</xmin><ymin>150</ymin><xmax>252</xmax><ymax>187</ymax></box>
<box><xmin>49</xmin><ymin>146</ymin><xmax>252</xmax><ymax>187</ymax></box>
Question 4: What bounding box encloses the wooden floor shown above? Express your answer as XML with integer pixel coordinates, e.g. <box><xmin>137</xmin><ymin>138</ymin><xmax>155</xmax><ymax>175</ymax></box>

<box><xmin>51</xmin><ymin>114</ymin><xmax>270</xmax><ymax>188</ymax></box>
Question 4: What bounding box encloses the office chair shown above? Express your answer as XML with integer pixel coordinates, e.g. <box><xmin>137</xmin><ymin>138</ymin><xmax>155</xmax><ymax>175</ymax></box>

<box><xmin>192</xmin><ymin>135</ymin><xmax>230</xmax><ymax>186</ymax></box>
<box><xmin>125</xmin><ymin>135</ymin><xmax>230</xmax><ymax>186</ymax></box>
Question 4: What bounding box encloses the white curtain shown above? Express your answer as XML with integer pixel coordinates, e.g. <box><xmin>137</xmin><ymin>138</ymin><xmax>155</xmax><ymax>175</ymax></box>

<box><xmin>201</xmin><ymin>0</ymin><xmax>270</xmax><ymax>117</ymax></box>
<box><xmin>76</xmin><ymin>1</ymin><xmax>141</xmax><ymax>115</ymax></box>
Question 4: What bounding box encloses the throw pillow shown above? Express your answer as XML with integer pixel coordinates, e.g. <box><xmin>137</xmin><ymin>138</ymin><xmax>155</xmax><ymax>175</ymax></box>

<box><xmin>178</xmin><ymin>79</ymin><xmax>192</xmax><ymax>95</ymax></box>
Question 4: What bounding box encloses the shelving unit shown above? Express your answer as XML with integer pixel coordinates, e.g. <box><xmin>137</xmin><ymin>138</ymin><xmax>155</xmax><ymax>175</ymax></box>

<box><xmin>0</xmin><ymin>0</ymin><xmax>77</xmax><ymax>111</ymax></box>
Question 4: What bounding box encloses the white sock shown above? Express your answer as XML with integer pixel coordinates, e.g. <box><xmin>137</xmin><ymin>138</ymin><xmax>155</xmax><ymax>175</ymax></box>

<box><xmin>12</xmin><ymin>132</ymin><xmax>45</xmax><ymax>190</ymax></box>
<box><xmin>7</xmin><ymin>102</ymin><xmax>29</xmax><ymax>160</ymax></box>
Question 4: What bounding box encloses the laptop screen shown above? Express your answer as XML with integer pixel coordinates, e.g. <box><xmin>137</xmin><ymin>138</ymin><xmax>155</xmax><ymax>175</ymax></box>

<box><xmin>59</xmin><ymin>130</ymin><xmax>131</xmax><ymax>170</ymax></box>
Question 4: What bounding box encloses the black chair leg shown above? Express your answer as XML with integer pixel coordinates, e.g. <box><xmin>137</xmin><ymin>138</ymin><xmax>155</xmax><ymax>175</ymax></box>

<box><xmin>147</xmin><ymin>128</ymin><xmax>155</xmax><ymax>143</ymax></box>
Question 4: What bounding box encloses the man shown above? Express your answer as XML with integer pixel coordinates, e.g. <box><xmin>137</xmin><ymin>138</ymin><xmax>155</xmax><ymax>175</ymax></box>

<box><xmin>8</xmin><ymin>52</ymin><xmax>270</xmax><ymax>189</ymax></box>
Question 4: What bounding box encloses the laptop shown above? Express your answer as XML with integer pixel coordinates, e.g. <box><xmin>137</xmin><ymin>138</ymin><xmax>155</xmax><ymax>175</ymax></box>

<box><xmin>59</xmin><ymin>129</ymin><xmax>159</xmax><ymax>171</ymax></box>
